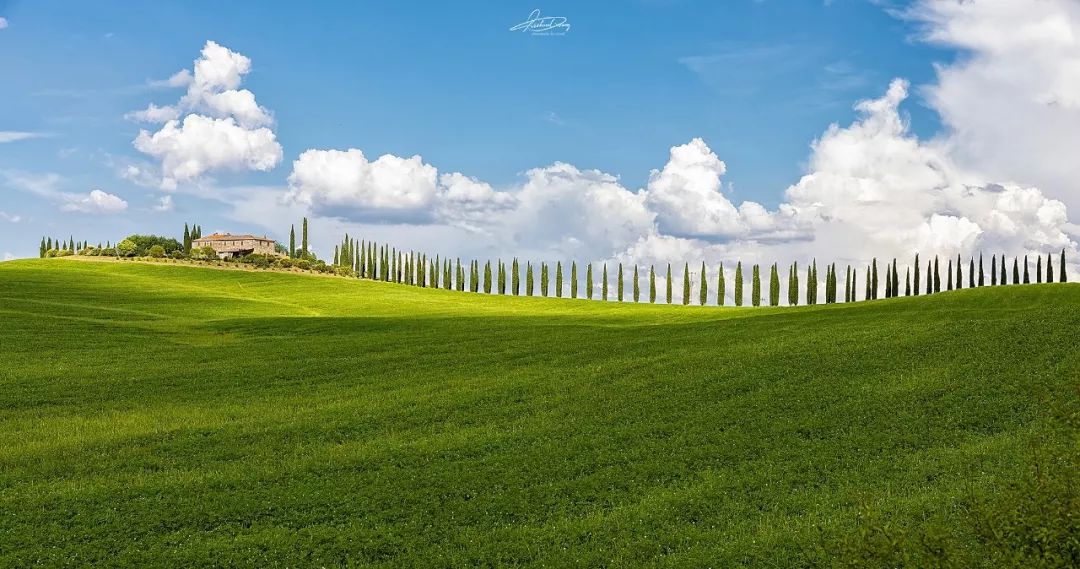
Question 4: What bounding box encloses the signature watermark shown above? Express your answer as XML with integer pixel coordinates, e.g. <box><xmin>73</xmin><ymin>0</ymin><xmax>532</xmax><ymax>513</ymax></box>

<box><xmin>510</xmin><ymin>9</ymin><xmax>570</xmax><ymax>36</ymax></box>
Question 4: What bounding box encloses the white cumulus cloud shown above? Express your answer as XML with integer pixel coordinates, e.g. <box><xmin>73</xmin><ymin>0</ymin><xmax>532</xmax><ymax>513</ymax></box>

<box><xmin>129</xmin><ymin>41</ymin><xmax>282</xmax><ymax>189</ymax></box>
<box><xmin>61</xmin><ymin>189</ymin><xmax>128</xmax><ymax>214</ymax></box>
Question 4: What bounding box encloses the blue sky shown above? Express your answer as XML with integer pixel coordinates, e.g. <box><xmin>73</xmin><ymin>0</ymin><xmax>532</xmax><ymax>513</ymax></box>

<box><xmin>6</xmin><ymin>0</ymin><xmax>1062</xmax><ymax>267</ymax></box>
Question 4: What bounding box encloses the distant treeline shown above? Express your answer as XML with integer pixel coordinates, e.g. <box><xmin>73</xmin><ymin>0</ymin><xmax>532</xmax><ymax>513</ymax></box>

<box><xmin>38</xmin><ymin>220</ymin><xmax>1069</xmax><ymax>306</ymax></box>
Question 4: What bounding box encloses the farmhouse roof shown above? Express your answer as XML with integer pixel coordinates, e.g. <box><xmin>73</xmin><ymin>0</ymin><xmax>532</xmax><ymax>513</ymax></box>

<box><xmin>195</xmin><ymin>233</ymin><xmax>273</xmax><ymax>242</ymax></box>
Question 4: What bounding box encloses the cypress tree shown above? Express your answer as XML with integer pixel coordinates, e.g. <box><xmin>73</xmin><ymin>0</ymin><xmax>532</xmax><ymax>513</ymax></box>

<box><xmin>556</xmin><ymin>261</ymin><xmax>564</xmax><ymax>298</ymax></box>
<box><xmin>183</xmin><ymin>223</ymin><xmax>191</xmax><ymax>252</ymax></box>
<box><xmin>718</xmin><ymin>263</ymin><xmax>726</xmax><ymax>306</ymax></box>
<box><xmin>905</xmin><ymin>267</ymin><xmax>911</xmax><ymax>296</ymax></box>
<box><xmin>1036</xmin><ymin>255</ymin><xmax>1042</xmax><ymax>283</ymax></box>
<box><xmin>978</xmin><ymin>253</ymin><xmax>985</xmax><ymax>286</ymax></box>
<box><xmin>968</xmin><ymin>258</ymin><xmax>975</xmax><ymax>288</ymax></box>
<box><xmin>769</xmin><ymin>263</ymin><xmax>779</xmax><ymax>306</ymax></box>
<box><xmin>484</xmin><ymin>261</ymin><xmax>492</xmax><ymax>293</ymax></box>
<box><xmin>913</xmin><ymin>253</ymin><xmax>921</xmax><ymax>296</ymax></box>
<box><xmin>288</xmin><ymin>225</ymin><xmax>295</xmax><ymax>258</ymax></box>
<box><xmin>1061</xmin><ymin>250</ymin><xmax>1067</xmax><ymax>283</ymax></box>
<box><xmin>301</xmin><ymin>217</ymin><xmax>309</xmax><ymax>256</ymax></box>
<box><xmin>891</xmin><ymin>260</ymin><xmax>899</xmax><ymax>298</ymax></box>
<box><xmin>700</xmin><ymin>262</ymin><xmax>709</xmax><ymax>306</ymax></box>
<box><xmin>333</xmin><ymin>245</ymin><xmax>339</xmax><ymax>266</ymax></box>
<box><xmin>571</xmin><ymin>261</ymin><xmax>579</xmax><ymax>299</ymax></box>
<box><xmin>735</xmin><ymin>262</ymin><xmax>744</xmax><ymax>307</ymax></box>
<box><xmin>934</xmin><ymin>256</ymin><xmax>941</xmax><ymax>293</ymax></box>
<box><xmin>47</xmin><ymin>237</ymin><xmax>53</xmax><ymax>252</ymax></box>
<box><xmin>39</xmin><ymin>237</ymin><xmax>46</xmax><ymax>258</ymax></box>
<box><xmin>999</xmin><ymin>254</ymin><xmax>1006</xmax><ymax>285</ymax></box>
<box><xmin>498</xmin><ymin>260</ymin><xmax>506</xmax><ymax>295</ymax></box>
<box><xmin>947</xmin><ymin>259</ymin><xmax>954</xmax><ymax>291</ymax></box>
<box><xmin>682</xmin><ymin>263</ymin><xmax>691</xmax><ymax>306</ymax></box>
<box><xmin>1047</xmin><ymin>253</ymin><xmax>1054</xmax><ymax>283</ymax></box>
<box><xmin>1013</xmin><ymin>257</ymin><xmax>1020</xmax><ymax>285</ymax></box>
<box><xmin>526</xmin><ymin>262</ymin><xmax>534</xmax><ymax>296</ymax></box>
<box><xmin>991</xmin><ymin>255</ymin><xmax>998</xmax><ymax>285</ymax></box>
<box><xmin>457</xmin><ymin>258</ymin><xmax>464</xmax><ymax>291</ymax></box>
<box><xmin>633</xmin><ymin>266</ymin><xmax>640</xmax><ymax>302</ymax></box>
<box><xmin>955</xmin><ymin>254</ymin><xmax>962</xmax><ymax>290</ymax></box>
<box><xmin>751</xmin><ymin>264</ymin><xmax>761</xmax><ymax>307</ymax></box>
<box><xmin>512</xmin><ymin>258</ymin><xmax>520</xmax><ymax>295</ymax></box>
<box><xmin>884</xmin><ymin>263</ymin><xmax>892</xmax><ymax>298</ymax></box>
<box><xmin>586</xmin><ymin>264</ymin><xmax>594</xmax><ymax>299</ymax></box>
<box><xmin>788</xmin><ymin>262</ymin><xmax>798</xmax><ymax>305</ymax></box>
<box><xmin>926</xmin><ymin>260</ymin><xmax>933</xmax><ymax>295</ymax></box>
<box><xmin>650</xmin><ymin>265</ymin><xmax>657</xmax><ymax>303</ymax></box>
<box><xmin>666</xmin><ymin>264</ymin><xmax>673</xmax><ymax>304</ymax></box>
<box><xmin>808</xmin><ymin>262</ymin><xmax>816</xmax><ymax>305</ymax></box>
<box><xmin>602</xmin><ymin>264</ymin><xmax>609</xmax><ymax>301</ymax></box>
<box><xmin>871</xmin><ymin>258</ymin><xmax>878</xmax><ymax>300</ymax></box>
<box><xmin>846</xmin><ymin>265</ymin><xmax>853</xmax><ymax>302</ymax></box>
<box><xmin>540</xmin><ymin>262</ymin><xmax>549</xmax><ymax>297</ymax></box>
<box><xmin>1023</xmin><ymin>255</ymin><xmax>1030</xmax><ymax>284</ymax></box>
<box><xmin>617</xmin><ymin>263</ymin><xmax>624</xmax><ymax>302</ymax></box>
<box><xmin>791</xmin><ymin>262</ymin><xmax>800</xmax><ymax>306</ymax></box>
<box><xmin>473</xmin><ymin>261</ymin><xmax>481</xmax><ymax>292</ymax></box>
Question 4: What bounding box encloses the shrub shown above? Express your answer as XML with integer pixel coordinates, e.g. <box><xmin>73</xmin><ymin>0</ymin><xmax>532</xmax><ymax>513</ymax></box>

<box><xmin>116</xmin><ymin>239</ymin><xmax>137</xmax><ymax>257</ymax></box>
<box><xmin>295</xmin><ymin>259</ymin><xmax>311</xmax><ymax>271</ymax></box>
<box><xmin>169</xmin><ymin>250</ymin><xmax>186</xmax><ymax>259</ymax></box>
<box><xmin>148</xmin><ymin>245</ymin><xmax>166</xmax><ymax>258</ymax></box>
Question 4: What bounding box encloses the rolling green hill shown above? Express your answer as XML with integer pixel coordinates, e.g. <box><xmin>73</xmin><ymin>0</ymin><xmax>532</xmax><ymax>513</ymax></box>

<box><xmin>0</xmin><ymin>258</ymin><xmax>1076</xmax><ymax>567</ymax></box>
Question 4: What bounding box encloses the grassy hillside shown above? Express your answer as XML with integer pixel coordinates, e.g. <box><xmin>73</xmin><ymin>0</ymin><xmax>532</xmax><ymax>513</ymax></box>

<box><xmin>0</xmin><ymin>258</ymin><xmax>1076</xmax><ymax>567</ymax></box>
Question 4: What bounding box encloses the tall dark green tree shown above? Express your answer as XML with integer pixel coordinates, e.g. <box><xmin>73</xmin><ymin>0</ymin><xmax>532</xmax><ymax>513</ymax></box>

<box><xmin>926</xmin><ymin>260</ymin><xmax>933</xmax><ymax>295</ymax></box>
<box><xmin>540</xmin><ymin>262</ymin><xmax>549</xmax><ymax>297</ymax></box>
<box><xmin>682</xmin><ymin>263</ymin><xmax>691</xmax><ymax>306</ymax></box>
<box><xmin>1013</xmin><ymin>257</ymin><xmax>1020</xmax><ymax>285</ymax></box>
<box><xmin>751</xmin><ymin>264</ymin><xmax>761</xmax><ymax>307</ymax></box>
<box><xmin>947</xmin><ymin>258</ymin><xmax>954</xmax><ymax>291</ymax></box>
<box><xmin>39</xmin><ymin>237</ymin><xmax>46</xmax><ymax>258</ymax></box>
<box><xmin>484</xmin><ymin>261</ymin><xmax>493</xmax><ymax>293</ymax></box>
<box><xmin>512</xmin><ymin>258</ymin><xmax>520</xmax><ymax>295</ymax></box>
<box><xmin>633</xmin><ymin>266</ymin><xmax>640</xmax><ymax>302</ymax></box>
<box><xmin>700</xmin><ymin>262</ymin><xmax>709</xmax><ymax>306</ymax></box>
<box><xmin>734</xmin><ymin>262</ymin><xmax>743</xmax><ymax>307</ymax></box>
<box><xmin>978</xmin><ymin>253</ymin><xmax>985</xmax><ymax>286</ymax></box>
<box><xmin>808</xmin><ymin>261</ymin><xmax>817</xmax><ymax>305</ymax></box>
<box><xmin>571</xmin><ymin>261</ymin><xmax>578</xmax><ymax>299</ymax></box>
<box><xmin>934</xmin><ymin>256</ymin><xmax>941</xmax><ymax>293</ymax></box>
<box><xmin>848</xmin><ymin>266</ymin><xmax>855</xmax><ymax>302</ymax></box>
<box><xmin>884</xmin><ymin>262</ymin><xmax>892</xmax><ymax>298</ymax></box>
<box><xmin>649</xmin><ymin>265</ymin><xmax>657</xmax><ymax>303</ymax></box>
<box><xmin>789</xmin><ymin>262</ymin><xmax>799</xmax><ymax>305</ymax></box>
<box><xmin>183</xmin><ymin>223</ymin><xmax>191</xmax><ymax>252</ymax></box>
<box><xmin>1000</xmin><ymin>254</ymin><xmax>1006</xmax><ymax>285</ymax></box>
<box><xmin>666</xmin><ymin>264</ymin><xmax>673</xmax><ymax>304</ymax></box>
<box><xmin>991</xmin><ymin>255</ymin><xmax>998</xmax><ymax>285</ymax></box>
<box><xmin>1036</xmin><ymin>255</ymin><xmax>1042</xmax><ymax>283</ymax></box>
<box><xmin>969</xmin><ymin>258</ymin><xmax>975</xmax><ymax>288</ymax></box>
<box><xmin>556</xmin><ymin>261</ymin><xmax>564</xmax><ymax>298</ymax></box>
<box><xmin>871</xmin><ymin>258</ymin><xmax>879</xmax><ymax>300</ymax></box>
<box><xmin>769</xmin><ymin>263</ymin><xmax>780</xmax><ymax>306</ymax></box>
<box><xmin>913</xmin><ymin>253</ymin><xmax>920</xmax><ymax>296</ymax></box>
<box><xmin>1061</xmin><ymin>249</ymin><xmax>1067</xmax><ymax>283</ymax></box>
<box><xmin>1023</xmin><ymin>255</ymin><xmax>1030</xmax><ymax>283</ymax></box>
<box><xmin>526</xmin><ymin>262</ymin><xmax>534</xmax><ymax>296</ymax></box>
<box><xmin>717</xmin><ymin>263</ymin><xmax>726</xmax><ymax>306</ymax></box>
<box><xmin>586</xmin><ymin>264</ymin><xmax>593</xmax><ymax>299</ymax></box>
<box><xmin>288</xmin><ymin>225</ymin><xmax>295</xmax><ymax>258</ymax></box>
<box><xmin>301</xmin><ymin>217</ymin><xmax>309</xmax><ymax>257</ymax></box>
<box><xmin>891</xmin><ymin>259</ymin><xmax>899</xmax><ymax>297</ymax></box>
<box><xmin>1047</xmin><ymin>253</ymin><xmax>1054</xmax><ymax>283</ymax></box>
<box><xmin>617</xmin><ymin>263</ymin><xmax>624</xmax><ymax>302</ymax></box>
<box><xmin>905</xmin><ymin>267</ymin><xmax>911</xmax><ymax>296</ymax></box>
<box><xmin>602</xmin><ymin>264</ymin><xmax>609</xmax><ymax>301</ymax></box>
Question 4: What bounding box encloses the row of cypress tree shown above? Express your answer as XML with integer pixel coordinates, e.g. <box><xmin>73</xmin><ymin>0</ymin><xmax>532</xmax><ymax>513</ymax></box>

<box><xmin>334</xmin><ymin>244</ymin><xmax>1068</xmax><ymax>306</ymax></box>
<box><xmin>38</xmin><ymin>236</ymin><xmax>106</xmax><ymax>257</ymax></box>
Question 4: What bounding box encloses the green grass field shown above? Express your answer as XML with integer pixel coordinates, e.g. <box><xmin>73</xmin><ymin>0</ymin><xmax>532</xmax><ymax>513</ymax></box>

<box><xmin>1</xmin><ymin>258</ymin><xmax>1077</xmax><ymax>567</ymax></box>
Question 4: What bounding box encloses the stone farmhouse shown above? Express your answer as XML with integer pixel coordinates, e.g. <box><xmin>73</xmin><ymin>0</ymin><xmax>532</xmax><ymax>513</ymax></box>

<box><xmin>191</xmin><ymin>233</ymin><xmax>281</xmax><ymax>259</ymax></box>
